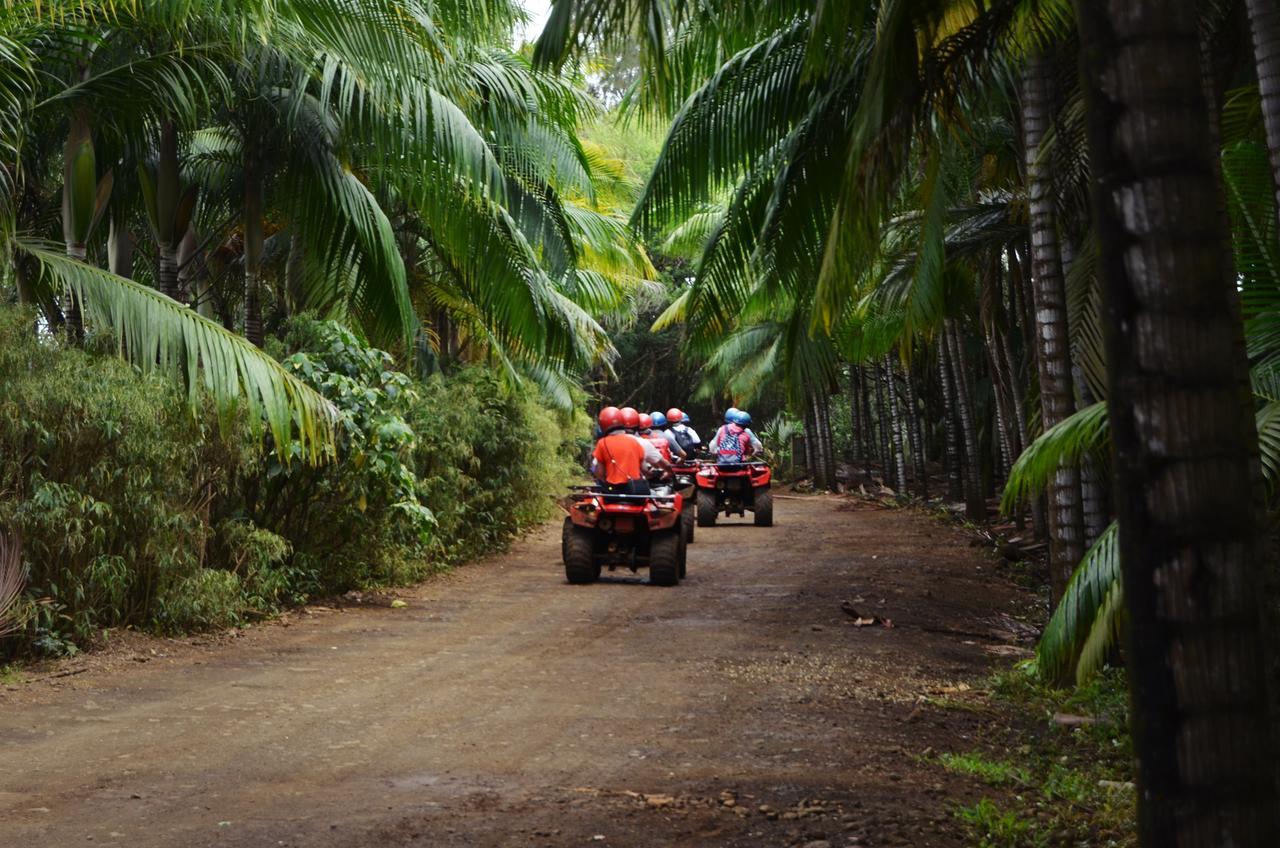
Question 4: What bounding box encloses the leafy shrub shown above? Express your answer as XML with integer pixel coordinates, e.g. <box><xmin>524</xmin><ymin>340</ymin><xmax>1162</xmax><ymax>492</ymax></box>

<box><xmin>409</xmin><ymin>367</ymin><xmax>584</xmax><ymax>563</ymax></box>
<box><xmin>0</xmin><ymin>306</ymin><xmax>253</xmax><ymax>651</ymax></box>
<box><xmin>0</xmin><ymin>309</ymin><xmax>583</xmax><ymax>656</ymax></box>
<box><xmin>232</xmin><ymin>318</ymin><xmax>436</xmax><ymax>591</ymax></box>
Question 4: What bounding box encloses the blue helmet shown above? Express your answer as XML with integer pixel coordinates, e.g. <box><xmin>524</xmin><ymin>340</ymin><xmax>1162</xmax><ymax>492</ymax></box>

<box><xmin>649</xmin><ymin>411</ymin><xmax>668</xmax><ymax>428</ymax></box>
<box><xmin>724</xmin><ymin>406</ymin><xmax>740</xmax><ymax>423</ymax></box>
<box><xmin>731</xmin><ymin>410</ymin><xmax>752</xmax><ymax>426</ymax></box>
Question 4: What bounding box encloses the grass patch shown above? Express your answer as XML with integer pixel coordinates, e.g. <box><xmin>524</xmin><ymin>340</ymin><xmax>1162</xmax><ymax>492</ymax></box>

<box><xmin>944</xmin><ymin>666</ymin><xmax>1136</xmax><ymax>848</ymax></box>
<box><xmin>0</xmin><ymin>664</ymin><xmax>24</xmax><ymax>684</ymax></box>
<box><xmin>955</xmin><ymin>798</ymin><xmax>1047</xmax><ymax>848</ymax></box>
<box><xmin>938</xmin><ymin>752</ymin><xmax>1029</xmax><ymax>787</ymax></box>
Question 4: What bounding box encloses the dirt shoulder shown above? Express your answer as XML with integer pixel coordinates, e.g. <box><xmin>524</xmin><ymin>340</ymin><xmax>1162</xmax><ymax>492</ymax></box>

<box><xmin>0</xmin><ymin>495</ymin><xmax>1037</xmax><ymax>847</ymax></box>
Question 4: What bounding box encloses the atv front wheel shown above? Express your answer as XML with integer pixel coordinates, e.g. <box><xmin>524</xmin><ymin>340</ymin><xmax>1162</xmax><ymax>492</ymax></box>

<box><xmin>696</xmin><ymin>488</ymin><xmax>718</xmax><ymax>527</ymax></box>
<box><xmin>649</xmin><ymin>529</ymin><xmax>680</xmax><ymax>586</ymax></box>
<box><xmin>678</xmin><ymin>531</ymin><xmax>688</xmax><ymax>579</ymax></box>
<box><xmin>563</xmin><ymin>523</ymin><xmax>600</xmax><ymax>584</ymax></box>
<box><xmin>752</xmin><ymin>487</ymin><xmax>774</xmax><ymax>527</ymax></box>
<box><xmin>682</xmin><ymin>504</ymin><xmax>696</xmax><ymax>544</ymax></box>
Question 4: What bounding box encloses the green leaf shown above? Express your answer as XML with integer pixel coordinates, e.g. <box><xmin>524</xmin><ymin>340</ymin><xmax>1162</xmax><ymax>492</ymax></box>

<box><xmin>1034</xmin><ymin>521</ymin><xmax>1119</xmax><ymax>686</ymax></box>
<box><xmin>20</xmin><ymin>242</ymin><xmax>337</xmax><ymax>463</ymax></box>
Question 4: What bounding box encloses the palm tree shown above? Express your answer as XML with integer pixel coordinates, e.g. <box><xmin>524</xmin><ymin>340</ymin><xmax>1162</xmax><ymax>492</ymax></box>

<box><xmin>1247</xmin><ymin>0</ymin><xmax>1280</xmax><ymax>229</ymax></box>
<box><xmin>1021</xmin><ymin>53</ymin><xmax>1085</xmax><ymax>598</ymax></box>
<box><xmin>0</xmin><ymin>3</ymin><xmax>337</xmax><ymax>458</ymax></box>
<box><xmin>1075</xmin><ymin>0</ymin><xmax>1280</xmax><ymax>840</ymax></box>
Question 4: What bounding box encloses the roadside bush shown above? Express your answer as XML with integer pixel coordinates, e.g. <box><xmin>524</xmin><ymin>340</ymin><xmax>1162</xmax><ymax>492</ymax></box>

<box><xmin>230</xmin><ymin>318</ymin><xmax>436</xmax><ymax>592</ymax></box>
<box><xmin>0</xmin><ymin>307</ymin><xmax>253</xmax><ymax>653</ymax></box>
<box><xmin>409</xmin><ymin>368</ymin><xmax>584</xmax><ymax>563</ymax></box>
<box><xmin>0</xmin><ymin>308</ymin><xmax>583</xmax><ymax>656</ymax></box>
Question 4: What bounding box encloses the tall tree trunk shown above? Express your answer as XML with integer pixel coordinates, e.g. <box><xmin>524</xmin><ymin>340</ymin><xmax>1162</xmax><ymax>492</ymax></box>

<box><xmin>1073</xmin><ymin>360</ymin><xmax>1110</xmax><ymax>548</ymax></box>
<box><xmin>1022</xmin><ymin>56</ymin><xmax>1086</xmax><ymax>600</ymax></box>
<box><xmin>819</xmin><ymin>391</ymin><xmax>837</xmax><ymax>490</ymax></box>
<box><xmin>810</xmin><ymin>391</ymin><xmax>827</xmax><ymax>490</ymax></box>
<box><xmin>865</xmin><ymin>366</ymin><xmax>875</xmax><ymax>484</ymax></box>
<box><xmin>937</xmin><ymin>335</ymin><xmax>964</xmax><ymax>503</ymax></box>
<box><xmin>848</xmin><ymin>365</ymin><xmax>863</xmax><ymax>468</ymax></box>
<box><xmin>884</xmin><ymin>354</ymin><xmax>908</xmax><ymax>494</ymax></box>
<box><xmin>802</xmin><ymin>402</ymin><xmax>816</xmax><ymax>480</ymax></box>
<box><xmin>177</xmin><ymin>225</ymin><xmax>215</xmax><ymax>320</ymax></box>
<box><xmin>156</xmin><ymin>119</ymin><xmax>182</xmax><ymax>302</ymax></box>
<box><xmin>1075</xmin><ymin>1</ymin><xmax>1280</xmax><ymax>843</ymax></box>
<box><xmin>983</xmin><ymin>254</ymin><xmax>1018</xmax><ymax>478</ymax></box>
<box><xmin>108</xmin><ymin>217</ymin><xmax>133</xmax><ymax>279</ymax></box>
<box><xmin>808</xmin><ymin>392</ymin><xmax>824</xmax><ymax>489</ymax></box>
<box><xmin>1247</xmin><ymin>0</ymin><xmax>1280</xmax><ymax>231</ymax></box>
<box><xmin>13</xmin><ymin>251</ymin><xmax>36</xmax><ymax>306</ymax></box>
<box><xmin>945</xmin><ymin>322</ymin><xmax>986</xmax><ymax>521</ymax></box>
<box><xmin>60</xmin><ymin>108</ymin><xmax>92</xmax><ymax>342</ymax></box>
<box><xmin>285</xmin><ymin>230</ymin><xmax>306</xmax><ymax>318</ymax></box>
<box><xmin>901</xmin><ymin>358</ymin><xmax>927</xmax><ymax>498</ymax></box>
<box><xmin>243</xmin><ymin>157</ymin><xmax>264</xmax><ymax>346</ymax></box>
<box><xmin>873</xmin><ymin>361</ymin><xmax>890</xmax><ymax>480</ymax></box>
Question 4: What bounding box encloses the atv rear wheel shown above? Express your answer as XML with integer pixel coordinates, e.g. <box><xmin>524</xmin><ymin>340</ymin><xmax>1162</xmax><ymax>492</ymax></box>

<box><xmin>752</xmin><ymin>487</ymin><xmax>773</xmax><ymax>527</ymax></box>
<box><xmin>682</xmin><ymin>504</ymin><xmax>696</xmax><ymax>544</ymax></box>
<box><xmin>649</xmin><ymin>529</ymin><xmax>680</xmax><ymax>586</ymax></box>
<box><xmin>678</xmin><ymin>531</ymin><xmax>688</xmax><ymax>579</ymax></box>
<box><xmin>696</xmin><ymin>488</ymin><xmax>718</xmax><ymax>527</ymax></box>
<box><xmin>563</xmin><ymin>522</ymin><xmax>599</xmax><ymax>584</ymax></box>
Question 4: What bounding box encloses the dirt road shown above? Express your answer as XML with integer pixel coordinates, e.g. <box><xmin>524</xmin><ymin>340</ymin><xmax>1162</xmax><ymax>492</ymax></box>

<box><xmin>0</xmin><ymin>495</ymin><xmax>1032</xmax><ymax>847</ymax></box>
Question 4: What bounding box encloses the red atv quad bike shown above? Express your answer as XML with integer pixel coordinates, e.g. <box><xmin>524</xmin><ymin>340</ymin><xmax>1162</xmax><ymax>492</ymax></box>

<box><xmin>669</xmin><ymin>460</ymin><xmax>701</xmax><ymax>548</ymax></box>
<box><xmin>694</xmin><ymin>461</ymin><xmax>773</xmax><ymax>527</ymax></box>
<box><xmin>562</xmin><ymin>486</ymin><xmax>687</xmax><ymax>586</ymax></box>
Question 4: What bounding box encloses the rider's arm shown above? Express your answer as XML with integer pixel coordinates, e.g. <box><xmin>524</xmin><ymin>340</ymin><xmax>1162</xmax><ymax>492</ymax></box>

<box><xmin>746</xmin><ymin>429</ymin><xmax>763</xmax><ymax>454</ymax></box>
<box><xmin>684</xmin><ymin>425</ymin><xmax>702</xmax><ymax>446</ymax></box>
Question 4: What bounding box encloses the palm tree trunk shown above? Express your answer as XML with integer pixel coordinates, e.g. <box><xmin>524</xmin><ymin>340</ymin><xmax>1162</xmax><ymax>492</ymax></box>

<box><xmin>1247</xmin><ymin>0</ymin><xmax>1280</xmax><ymax>230</ymax></box>
<box><xmin>1073</xmin><ymin>360</ymin><xmax>1110</xmax><ymax>549</ymax></box>
<box><xmin>13</xmin><ymin>251</ymin><xmax>36</xmax><ymax>306</ymax></box>
<box><xmin>808</xmin><ymin>392</ymin><xmax>823</xmax><ymax>488</ymax></box>
<box><xmin>901</xmin><ymin>359</ymin><xmax>927</xmax><ymax>498</ymax></box>
<box><xmin>156</xmin><ymin>119</ymin><xmax>182</xmax><ymax>302</ymax></box>
<box><xmin>177</xmin><ymin>225</ymin><xmax>215</xmax><ymax>320</ymax></box>
<box><xmin>865</xmin><ymin>366</ymin><xmax>875</xmax><ymax>481</ymax></box>
<box><xmin>1075</xmin><ymin>0</ymin><xmax>1280</xmax><ymax>842</ymax></box>
<box><xmin>802</xmin><ymin>402</ymin><xmax>816</xmax><ymax>480</ymax></box>
<box><xmin>848</xmin><ymin>365</ymin><xmax>864</xmax><ymax>468</ymax></box>
<box><xmin>1022</xmin><ymin>56</ymin><xmax>1085</xmax><ymax>599</ymax></box>
<box><xmin>873</xmin><ymin>361</ymin><xmax>890</xmax><ymax>481</ymax></box>
<box><xmin>285</xmin><ymin>230</ymin><xmax>306</xmax><ymax>317</ymax></box>
<box><xmin>811</xmin><ymin>391</ymin><xmax>827</xmax><ymax>490</ymax></box>
<box><xmin>937</xmin><ymin>335</ymin><xmax>964</xmax><ymax>503</ymax></box>
<box><xmin>60</xmin><ymin>109</ymin><xmax>92</xmax><ymax>342</ymax></box>
<box><xmin>243</xmin><ymin>157</ymin><xmax>265</xmax><ymax>346</ymax></box>
<box><xmin>108</xmin><ymin>217</ymin><xmax>133</xmax><ymax>279</ymax></box>
<box><xmin>884</xmin><ymin>354</ymin><xmax>907</xmax><ymax>494</ymax></box>
<box><xmin>819</xmin><ymin>391</ymin><xmax>836</xmax><ymax>490</ymax></box>
<box><xmin>945</xmin><ymin>321</ymin><xmax>986</xmax><ymax>521</ymax></box>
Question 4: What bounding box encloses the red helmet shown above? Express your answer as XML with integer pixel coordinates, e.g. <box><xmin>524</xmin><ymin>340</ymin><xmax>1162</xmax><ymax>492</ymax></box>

<box><xmin>620</xmin><ymin>407</ymin><xmax>640</xmax><ymax>430</ymax></box>
<box><xmin>666</xmin><ymin>408</ymin><xmax>685</xmax><ymax>424</ymax></box>
<box><xmin>598</xmin><ymin>406</ymin><xmax>623</xmax><ymax>433</ymax></box>
<box><xmin>637</xmin><ymin>413</ymin><xmax>653</xmax><ymax>431</ymax></box>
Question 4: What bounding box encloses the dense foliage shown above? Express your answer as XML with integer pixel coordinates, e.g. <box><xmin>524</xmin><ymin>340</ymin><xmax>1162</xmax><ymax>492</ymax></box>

<box><xmin>0</xmin><ymin>307</ymin><xmax>581</xmax><ymax>656</ymax></box>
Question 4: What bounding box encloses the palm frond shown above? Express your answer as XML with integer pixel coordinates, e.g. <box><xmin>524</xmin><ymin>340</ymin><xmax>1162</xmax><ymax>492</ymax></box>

<box><xmin>21</xmin><ymin>242</ymin><xmax>336</xmax><ymax>461</ymax></box>
<box><xmin>1033</xmin><ymin>520</ymin><xmax>1119</xmax><ymax>685</ymax></box>
<box><xmin>1001</xmin><ymin>400</ymin><xmax>1108</xmax><ymax>512</ymax></box>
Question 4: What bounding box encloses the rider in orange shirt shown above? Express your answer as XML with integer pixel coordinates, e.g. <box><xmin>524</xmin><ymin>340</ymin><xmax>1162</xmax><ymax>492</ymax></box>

<box><xmin>591</xmin><ymin>407</ymin><xmax>649</xmax><ymax>495</ymax></box>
